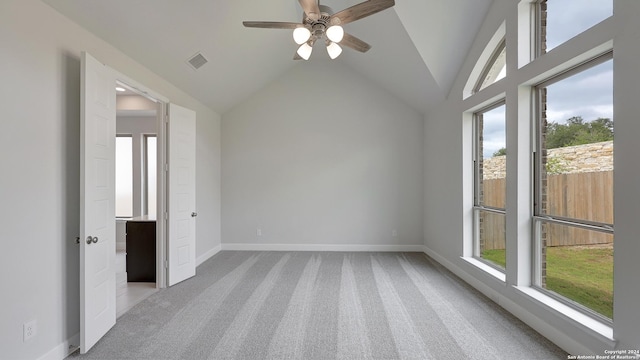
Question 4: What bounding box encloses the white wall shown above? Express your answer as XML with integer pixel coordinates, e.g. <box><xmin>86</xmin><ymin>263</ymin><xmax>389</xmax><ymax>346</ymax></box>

<box><xmin>0</xmin><ymin>1</ymin><xmax>221</xmax><ymax>359</ymax></box>
<box><xmin>423</xmin><ymin>0</ymin><xmax>640</xmax><ymax>355</ymax></box>
<box><xmin>222</xmin><ymin>60</ymin><xmax>424</xmax><ymax>251</ymax></box>
<box><xmin>116</xmin><ymin>116</ymin><xmax>157</xmax><ymax>134</ymax></box>
<box><xmin>196</xmin><ymin>106</ymin><xmax>222</xmax><ymax>262</ymax></box>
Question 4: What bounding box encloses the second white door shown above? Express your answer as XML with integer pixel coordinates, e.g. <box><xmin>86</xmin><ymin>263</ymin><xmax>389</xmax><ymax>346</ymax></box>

<box><xmin>167</xmin><ymin>103</ymin><xmax>197</xmax><ymax>286</ymax></box>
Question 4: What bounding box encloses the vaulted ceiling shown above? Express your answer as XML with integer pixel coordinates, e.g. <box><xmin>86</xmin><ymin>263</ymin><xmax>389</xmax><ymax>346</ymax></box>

<box><xmin>42</xmin><ymin>0</ymin><xmax>492</xmax><ymax>115</ymax></box>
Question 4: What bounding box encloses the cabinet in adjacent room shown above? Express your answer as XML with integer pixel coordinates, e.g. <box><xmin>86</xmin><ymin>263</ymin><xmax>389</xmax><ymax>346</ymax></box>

<box><xmin>125</xmin><ymin>216</ymin><xmax>156</xmax><ymax>282</ymax></box>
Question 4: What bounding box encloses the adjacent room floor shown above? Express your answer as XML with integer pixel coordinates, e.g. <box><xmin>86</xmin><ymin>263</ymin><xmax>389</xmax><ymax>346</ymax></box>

<box><xmin>115</xmin><ymin>250</ymin><xmax>157</xmax><ymax>318</ymax></box>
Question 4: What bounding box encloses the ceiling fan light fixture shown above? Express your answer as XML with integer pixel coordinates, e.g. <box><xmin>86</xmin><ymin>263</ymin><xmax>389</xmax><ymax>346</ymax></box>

<box><xmin>243</xmin><ymin>0</ymin><xmax>396</xmax><ymax>60</ymax></box>
<box><xmin>326</xmin><ymin>41</ymin><xmax>342</xmax><ymax>59</ymax></box>
<box><xmin>326</xmin><ymin>25</ymin><xmax>344</xmax><ymax>43</ymax></box>
<box><xmin>293</xmin><ymin>27</ymin><xmax>311</xmax><ymax>45</ymax></box>
<box><xmin>297</xmin><ymin>42</ymin><xmax>313</xmax><ymax>60</ymax></box>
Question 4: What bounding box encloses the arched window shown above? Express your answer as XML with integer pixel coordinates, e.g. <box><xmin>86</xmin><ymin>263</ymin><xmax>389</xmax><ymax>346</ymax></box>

<box><xmin>463</xmin><ymin>23</ymin><xmax>506</xmax><ymax>99</ymax></box>
<box><xmin>474</xmin><ymin>39</ymin><xmax>506</xmax><ymax>93</ymax></box>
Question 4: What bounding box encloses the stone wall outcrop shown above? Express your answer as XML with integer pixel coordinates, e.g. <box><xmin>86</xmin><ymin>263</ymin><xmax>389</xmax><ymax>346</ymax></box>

<box><xmin>483</xmin><ymin>141</ymin><xmax>613</xmax><ymax>179</ymax></box>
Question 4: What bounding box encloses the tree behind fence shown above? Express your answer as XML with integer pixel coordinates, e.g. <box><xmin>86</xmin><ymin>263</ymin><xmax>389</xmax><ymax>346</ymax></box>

<box><xmin>481</xmin><ymin>171</ymin><xmax>613</xmax><ymax>250</ymax></box>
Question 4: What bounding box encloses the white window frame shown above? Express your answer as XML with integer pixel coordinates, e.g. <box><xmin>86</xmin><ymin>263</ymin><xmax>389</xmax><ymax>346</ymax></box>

<box><xmin>473</xmin><ymin>100</ymin><xmax>507</xmax><ymax>272</ymax></box>
<box><xmin>532</xmin><ymin>51</ymin><xmax>614</xmax><ymax>322</ymax></box>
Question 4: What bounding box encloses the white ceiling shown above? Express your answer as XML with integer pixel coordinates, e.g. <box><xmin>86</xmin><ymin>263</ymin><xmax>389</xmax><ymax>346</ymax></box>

<box><xmin>42</xmin><ymin>0</ymin><xmax>492</xmax><ymax>115</ymax></box>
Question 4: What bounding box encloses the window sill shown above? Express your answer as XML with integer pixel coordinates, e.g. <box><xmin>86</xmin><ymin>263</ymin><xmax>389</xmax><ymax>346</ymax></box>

<box><xmin>461</xmin><ymin>256</ymin><xmax>506</xmax><ymax>282</ymax></box>
<box><xmin>513</xmin><ymin>285</ymin><xmax>615</xmax><ymax>343</ymax></box>
<box><xmin>461</xmin><ymin>256</ymin><xmax>614</xmax><ymax>347</ymax></box>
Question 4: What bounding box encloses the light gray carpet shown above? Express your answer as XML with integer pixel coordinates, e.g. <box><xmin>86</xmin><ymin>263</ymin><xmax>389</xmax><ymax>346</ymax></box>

<box><xmin>70</xmin><ymin>251</ymin><xmax>567</xmax><ymax>359</ymax></box>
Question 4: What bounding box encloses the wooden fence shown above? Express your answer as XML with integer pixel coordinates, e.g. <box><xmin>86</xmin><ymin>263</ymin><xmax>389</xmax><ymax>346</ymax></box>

<box><xmin>481</xmin><ymin>171</ymin><xmax>613</xmax><ymax>250</ymax></box>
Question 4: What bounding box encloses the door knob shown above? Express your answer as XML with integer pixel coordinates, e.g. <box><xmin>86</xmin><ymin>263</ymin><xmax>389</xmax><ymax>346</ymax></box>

<box><xmin>86</xmin><ymin>236</ymin><xmax>99</xmax><ymax>244</ymax></box>
<box><xmin>191</xmin><ymin>212</ymin><xmax>198</xmax><ymax>217</ymax></box>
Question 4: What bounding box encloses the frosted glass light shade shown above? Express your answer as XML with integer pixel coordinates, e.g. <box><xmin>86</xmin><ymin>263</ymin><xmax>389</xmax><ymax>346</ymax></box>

<box><xmin>326</xmin><ymin>42</ymin><xmax>342</xmax><ymax>59</ymax></box>
<box><xmin>297</xmin><ymin>43</ymin><xmax>313</xmax><ymax>60</ymax></box>
<box><xmin>293</xmin><ymin>27</ymin><xmax>311</xmax><ymax>45</ymax></box>
<box><xmin>326</xmin><ymin>25</ymin><xmax>344</xmax><ymax>43</ymax></box>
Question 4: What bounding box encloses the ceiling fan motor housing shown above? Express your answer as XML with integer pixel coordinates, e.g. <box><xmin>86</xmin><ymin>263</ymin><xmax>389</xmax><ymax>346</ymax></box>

<box><xmin>304</xmin><ymin>5</ymin><xmax>340</xmax><ymax>39</ymax></box>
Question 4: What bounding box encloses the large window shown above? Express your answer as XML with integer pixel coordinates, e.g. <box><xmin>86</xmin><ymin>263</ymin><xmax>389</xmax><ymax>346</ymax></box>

<box><xmin>115</xmin><ymin>136</ymin><xmax>133</xmax><ymax>217</ymax></box>
<box><xmin>538</xmin><ymin>0</ymin><xmax>613</xmax><ymax>54</ymax></box>
<box><xmin>534</xmin><ymin>55</ymin><xmax>613</xmax><ymax>319</ymax></box>
<box><xmin>463</xmin><ymin>0</ymin><xmax>617</xmax><ymax>336</ymax></box>
<box><xmin>474</xmin><ymin>102</ymin><xmax>507</xmax><ymax>270</ymax></box>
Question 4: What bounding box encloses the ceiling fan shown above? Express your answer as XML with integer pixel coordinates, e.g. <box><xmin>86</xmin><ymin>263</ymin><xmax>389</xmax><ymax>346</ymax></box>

<box><xmin>243</xmin><ymin>0</ymin><xmax>395</xmax><ymax>60</ymax></box>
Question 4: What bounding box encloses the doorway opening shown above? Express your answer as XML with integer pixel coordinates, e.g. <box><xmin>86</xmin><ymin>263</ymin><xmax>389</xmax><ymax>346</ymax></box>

<box><xmin>114</xmin><ymin>81</ymin><xmax>163</xmax><ymax>317</ymax></box>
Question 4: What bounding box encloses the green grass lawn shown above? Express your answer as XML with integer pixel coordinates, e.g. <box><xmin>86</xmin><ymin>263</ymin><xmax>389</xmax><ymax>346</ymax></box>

<box><xmin>482</xmin><ymin>245</ymin><xmax>613</xmax><ymax>318</ymax></box>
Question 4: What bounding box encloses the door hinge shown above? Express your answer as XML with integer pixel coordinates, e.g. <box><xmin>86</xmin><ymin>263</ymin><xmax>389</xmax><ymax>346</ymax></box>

<box><xmin>164</xmin><ymin>163</ymin><xmax>169</xmax><ymax>171</ymax></box>
<box><xmin>164</xmin><ymin>212</ymin><xmax>168</xmax><ymax>220</ymax></box>
<box><xmin>165</xmin><ymin>260</ymin><xmax>169</xmax><ymax>269</ymax></box>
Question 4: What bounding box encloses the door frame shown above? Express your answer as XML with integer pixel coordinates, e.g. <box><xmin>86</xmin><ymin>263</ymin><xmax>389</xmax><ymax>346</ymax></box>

<box><xmin>114</xmin><ymin>72</ymin><xmax>169</xmax><ymax>289</ymax></box>
<box><xmin>81</xmin><ymin>52</ymin><xmax>193</xmax><ymax>353</ymax></box>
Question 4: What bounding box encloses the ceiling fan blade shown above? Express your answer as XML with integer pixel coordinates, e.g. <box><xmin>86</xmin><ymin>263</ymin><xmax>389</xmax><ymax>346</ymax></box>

<box><xmin>340</xmin><ymin>32</ymin><xmax>371</xmax><ymax>53</ymax></box>
<box><xmin>331</xmin><ymin>0</ymin><xmax>395</xmax><ymax>25</ymax></box>
<box><xmin>298</xmin><ymin>0</ymin><xmax>321</xmax><ymax>21</ymax></box>
<box><xmin>243</xmin><ymin>21</ymin><xmax>302</xmax><ymax>29</ymax></box>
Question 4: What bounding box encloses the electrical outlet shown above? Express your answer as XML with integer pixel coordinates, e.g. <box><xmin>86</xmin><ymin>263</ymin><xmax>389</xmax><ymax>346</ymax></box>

<box><xmin>392</xmin><ymin>230</ymin><xmax>397</xmax><ymax>237</ymax></box>
<box><xmin>257</xmin><ymin>228</ymin><xmax>262</xmax><ymax>237</ymax></box>
<box><xmin>23</xmin><ymin>320</ymin><xmax>37</xmax><ymax>342</ymax></box>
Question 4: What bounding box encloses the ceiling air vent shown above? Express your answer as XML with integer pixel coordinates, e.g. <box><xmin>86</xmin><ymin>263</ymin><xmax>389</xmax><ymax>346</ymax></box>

<box><xmin>187</xmin><ymin>52</ymin><xmax>208</xmax><ymax>70</ymax></box>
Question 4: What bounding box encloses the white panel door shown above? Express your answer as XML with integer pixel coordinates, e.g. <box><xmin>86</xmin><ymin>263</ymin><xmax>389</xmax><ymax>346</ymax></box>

<box><xmin>167</xmin><ymin>103</ymin><xmax>197</xmax><ymax>286</ymax></box>
<box><xmin>80</xmin><ymin>52</ymin><xmax>116</xmax><ymax>353</ymax></box>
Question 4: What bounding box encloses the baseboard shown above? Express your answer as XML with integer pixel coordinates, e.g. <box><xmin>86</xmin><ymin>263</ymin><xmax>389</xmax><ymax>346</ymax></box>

<box><xmin>221</xmin><ymin>243</ymin><xmax>425</xmax><ymax>252</ymax></box>
<box><xmin>196</xmin><ymin>244</ymin><xmax>222</xmax><ymax>266</ymax></box>
<box><xmin>422</xmin><ymin>245</ymin><xmax>595</xmax><ymax>356</ymax></box>
<box><xmin>37</xmin><ymin>332</ymin><xmax>79</xmax><ymax>360</ymax></box>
